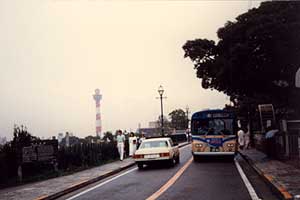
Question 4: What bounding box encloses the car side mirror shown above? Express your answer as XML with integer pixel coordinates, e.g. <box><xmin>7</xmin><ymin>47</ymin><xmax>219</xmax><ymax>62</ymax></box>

<box><xmin>173</xmin><ymin>142</ymin><xmax>178</xmax><ymax>146</ymax></box>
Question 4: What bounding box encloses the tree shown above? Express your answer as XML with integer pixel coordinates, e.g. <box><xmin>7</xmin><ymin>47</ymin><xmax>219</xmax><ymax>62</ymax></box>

<box><xmin>169</xmin><ymin>109</ymin><xmax>188</xmax><ymax>130</ymax></box>
<box><xmin>12</xmin><ymin>125</ymin><xmax>39</xmax><ymax>148</ymax></box>
<box><xmin>156</xmin><ymin>115</ymin><xmax>171</xmax><ymax>129</ymax></box>
<box><xmin>183</xmin><ymin>2</ymin><xmax>300</xmax><ymax>118</ymax></box>
<box><xmin>103</xmin><ymin>132</ymin><xmax>114</xmax><ymax>142</ymax></box>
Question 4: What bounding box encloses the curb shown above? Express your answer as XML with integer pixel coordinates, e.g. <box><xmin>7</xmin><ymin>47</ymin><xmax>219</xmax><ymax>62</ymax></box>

<box><xmin>36</xmin><ymin>141</ymin><xmax>191</xmax><ymax>200</ymax></box>
<box><xmin>238</xmin><ymin>151</ymin><xmax>293</xmax><ymax>200</ymax></box>
<box><xmin>35</xmin><ymin>162</ymin><xmax>136</xmax><ymax>200</ymax></box>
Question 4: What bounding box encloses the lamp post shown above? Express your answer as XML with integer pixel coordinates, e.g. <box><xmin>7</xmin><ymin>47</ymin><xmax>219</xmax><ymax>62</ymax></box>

<box><xmin>158</xmin><ymin>85</ymin><xmax>165</xmax><ymax>137</ymax></box>
<box><xmin>185</xmin><ymin>105</ymin><xmax>190</xmax><ymax>129</ymax></box>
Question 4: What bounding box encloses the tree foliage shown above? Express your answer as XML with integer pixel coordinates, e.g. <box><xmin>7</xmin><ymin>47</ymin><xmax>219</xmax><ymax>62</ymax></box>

<box><xmin>168</xmin><ymin>109</ymin><xmax>188</xmax><ymax>130</ymax></box>
<box><xmin>103</xmin><ymin>131</ymin><xmax>114</xmax><ymax>142</ymax></box>
<box><xmin>156</xmin><ymin>115</ymin><xmax>171</xmax><ymax>128</ymax></box>
<box><xmin>183</xmin><ymin>2</ymin><xmax>300</xmax><ymax>117</ymax></box>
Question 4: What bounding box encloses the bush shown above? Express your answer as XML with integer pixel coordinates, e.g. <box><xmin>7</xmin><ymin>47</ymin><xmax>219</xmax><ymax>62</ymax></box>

<box><xmin>57</xmin><ymin>141</ymin><xmax>119</xmax><ymax>171</ymax></box>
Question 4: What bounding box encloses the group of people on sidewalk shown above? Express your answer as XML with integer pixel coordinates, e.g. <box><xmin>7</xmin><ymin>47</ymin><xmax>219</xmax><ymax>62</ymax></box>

<box><xmin>238</xmin><ymin>128</ymin><xmax>250</xmax><ymax>150</ymax></box>
<box><xmin>115</xmin><ymin>130</ymin><xmax>146</xmax><ymax>161</ymax></box>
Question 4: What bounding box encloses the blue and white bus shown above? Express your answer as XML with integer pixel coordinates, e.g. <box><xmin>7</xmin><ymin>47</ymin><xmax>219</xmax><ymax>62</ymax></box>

<box><xmin>191</xmin><ymin>109</ymin><xmax>237</xmax><ymax>160</ymax></box>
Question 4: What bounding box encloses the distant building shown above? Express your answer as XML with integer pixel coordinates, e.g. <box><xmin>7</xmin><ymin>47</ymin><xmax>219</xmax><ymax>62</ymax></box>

<box><xmin>148</xmin><ymin>121</ymin><xmax>160</xmax><ymax>128</ymax></box>
<box><xmin>60</xmin><ymin>134</ymin><xmax>82</xmax><ymax>147</ymax></box>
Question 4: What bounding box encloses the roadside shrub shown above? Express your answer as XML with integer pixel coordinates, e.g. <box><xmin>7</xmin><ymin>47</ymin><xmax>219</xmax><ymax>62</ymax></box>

<box><xmin>0</xmin><ymin>140</ymin><xmax>121</xmax><ymax>188</ymax></box>
<box><xmin>57</xmin><ymin>141</ymin><xmax>119</xmax><ymax>171</ymax></box>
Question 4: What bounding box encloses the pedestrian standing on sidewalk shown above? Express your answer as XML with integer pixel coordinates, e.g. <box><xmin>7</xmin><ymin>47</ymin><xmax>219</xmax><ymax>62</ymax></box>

<box><xmin>129</xmin><ymin>132</ymin><xmax>137</xmax><ymax>156</ymax></box>
<box><xmin>116</xmin><ymin>130</ymin><xmax>125</xmax><ymax>161</ymax></box>
<box><xmin>238</xmin><ymin>128</ymin><xmax>245</xmax><ymax>150</ymax></box>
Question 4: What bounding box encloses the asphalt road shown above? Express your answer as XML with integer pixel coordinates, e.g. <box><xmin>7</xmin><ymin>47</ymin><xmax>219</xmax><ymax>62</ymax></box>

<box><xmin>58</xmin><ymin>145</ymin><xmax>275</xmax><ymax>200</ymax></box>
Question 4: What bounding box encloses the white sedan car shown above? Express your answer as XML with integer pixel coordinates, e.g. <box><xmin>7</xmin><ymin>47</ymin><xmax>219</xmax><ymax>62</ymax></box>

<box><xmin>133</xmin><ymin>137</ymin><xmax>180</xmax><ymax>169</ymax></box>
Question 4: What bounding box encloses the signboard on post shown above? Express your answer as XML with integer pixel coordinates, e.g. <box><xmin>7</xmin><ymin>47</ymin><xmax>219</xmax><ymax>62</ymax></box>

<box><xmin>22</xmin><ymin>146</ymin><xmax>37</xmax><ymax>163</ymax></box>
<box><xmin>22</xmin><ymin>140</ymin><xmax>58</xmax><ymax>163</ymax></box>
<box><xmin>258</xmin><ymin>104</ymin><xmax>276</xmax><ymax>132</ymax></box>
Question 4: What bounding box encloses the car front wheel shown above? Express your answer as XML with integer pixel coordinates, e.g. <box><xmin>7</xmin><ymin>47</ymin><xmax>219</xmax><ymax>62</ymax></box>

<box><xmin>137</xmin><ymin>163</ymin><xmax>144</xmax><ymax>170</ymax></box>
<box><xmin>175</xmin><ymin>155</ymin><xmax>180</xmax><ymax>164</ymax></box>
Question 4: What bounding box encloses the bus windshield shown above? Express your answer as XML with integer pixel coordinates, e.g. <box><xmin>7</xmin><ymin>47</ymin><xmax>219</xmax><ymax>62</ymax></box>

<box><xmin>192</xmin><ymin>118</ymin><xmax>234</xmax><ymax>136</ymax></box>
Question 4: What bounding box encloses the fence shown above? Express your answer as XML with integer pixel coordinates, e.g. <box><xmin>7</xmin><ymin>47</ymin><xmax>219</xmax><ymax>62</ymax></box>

<box><xmin>0</xmin><ymin>140</ymin><xmax>128</xmax><ymax>188</ymax></box>
<box><xmin>281</xmin><ymin>120</ymin><xmax>300</xmax><ymax>162</ymax></box>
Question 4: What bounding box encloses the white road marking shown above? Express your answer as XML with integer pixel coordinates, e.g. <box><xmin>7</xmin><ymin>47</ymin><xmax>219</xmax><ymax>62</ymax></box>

<box><xmin>66</xmin><ymin>167</ymin><xmax>138</xmax><ymax>200</ymax></box>
<box><xmin>235</xmin><ymin>158</ymin><xmax>262</xmax><ymax>200</ymax></box>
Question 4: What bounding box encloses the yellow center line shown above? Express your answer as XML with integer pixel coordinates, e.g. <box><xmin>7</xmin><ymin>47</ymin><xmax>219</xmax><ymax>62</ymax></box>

<box><xmin>146</xmin><ymin>157</ymin><xmax>193</xmax><ymax>200</ymax></box>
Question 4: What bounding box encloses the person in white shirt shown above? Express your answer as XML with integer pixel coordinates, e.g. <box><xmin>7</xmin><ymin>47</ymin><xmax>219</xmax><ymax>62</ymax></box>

<box><xmin>138</xmin><ymin>134</ymin><xmax>146</xmax><ymax>149</ymax></box>
<box><xmin>238</xmin><ymin>128</ymin><xmax>245</xmax><ymax>150</ymax></box>
<box><xmin>116</xmin><ymin>130</ymin><xmax>125</xmax><ymax>161</ymax></box>
<box><xmin>129</xmin><ymin>132</ymin><xmax>137</xmax><ymax>156</ymax></box>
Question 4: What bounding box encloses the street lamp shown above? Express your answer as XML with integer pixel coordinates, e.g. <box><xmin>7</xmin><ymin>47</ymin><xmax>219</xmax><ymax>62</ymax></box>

<box><xmin>185</xmin><ymin>105</ymin><xmax>190</xmax><ymax>129</ymax></box>
<box><xmin>157</xmin><ymin>85</ymin><xmax>165</xmax><ymax>137</ymax></box>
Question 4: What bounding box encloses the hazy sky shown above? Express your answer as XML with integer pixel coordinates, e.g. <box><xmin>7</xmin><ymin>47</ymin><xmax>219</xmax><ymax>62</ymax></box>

<box><xmin>0</xmin><ymin>0</ymin><xmax>262</xmax><ymax>140</ymax></box>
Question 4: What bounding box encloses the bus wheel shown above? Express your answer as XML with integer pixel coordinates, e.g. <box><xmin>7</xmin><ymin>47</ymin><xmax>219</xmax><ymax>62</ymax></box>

<box><xmin>229</xmin><ymin>155</ymin><xmax>235</xmax><ymax>162</ymax></box>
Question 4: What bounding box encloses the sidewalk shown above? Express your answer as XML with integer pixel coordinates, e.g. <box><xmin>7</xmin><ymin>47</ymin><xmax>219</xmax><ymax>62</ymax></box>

<box><xmin>0</xmin><ymin>141</ymin><xmax>189</xmax><ymax>200</ymax></box>
<box><xmin>239</xmin><ymin>149</ymin><xmax>300</xmax><ymax>200</ymax></box>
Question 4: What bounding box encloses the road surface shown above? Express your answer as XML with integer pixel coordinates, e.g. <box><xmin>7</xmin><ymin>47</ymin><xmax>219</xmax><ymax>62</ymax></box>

<box><xmin>58</xmin><ymin>145</ymin><xmax>279</xmax><ymax>200</ymax></box>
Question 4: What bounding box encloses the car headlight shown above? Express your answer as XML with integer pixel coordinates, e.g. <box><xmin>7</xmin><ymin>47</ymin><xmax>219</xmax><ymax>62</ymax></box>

<box><xmin>195</xmin><ymin>143</ymin><xmax>203</xmax><ymax>147</ymax></box>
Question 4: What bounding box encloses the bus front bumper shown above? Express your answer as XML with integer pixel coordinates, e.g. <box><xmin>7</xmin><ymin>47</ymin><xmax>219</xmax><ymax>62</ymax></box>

<box><xmin>193</xmin><ymin>152</ymin><xmax>235</xmax><ymax>156</ymax></box>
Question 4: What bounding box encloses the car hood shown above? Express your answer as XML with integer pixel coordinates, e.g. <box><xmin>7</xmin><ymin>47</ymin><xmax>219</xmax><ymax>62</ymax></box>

<box><xmin>135</xmin><ymin>147</ymin><xmax>170</xmax><ymax>154</ymax></box>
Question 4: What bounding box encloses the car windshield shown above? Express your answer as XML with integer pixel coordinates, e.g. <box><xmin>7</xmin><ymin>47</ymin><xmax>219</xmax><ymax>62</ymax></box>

<box><xmin>139</xmin><ymin>140</ymin><xmax>168</xmax><ymax>149</ymax></box>
<box><xmin>192</xmin><ymin>118</ymin><xmax>233</xmax><ymax>136</ymax></box>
